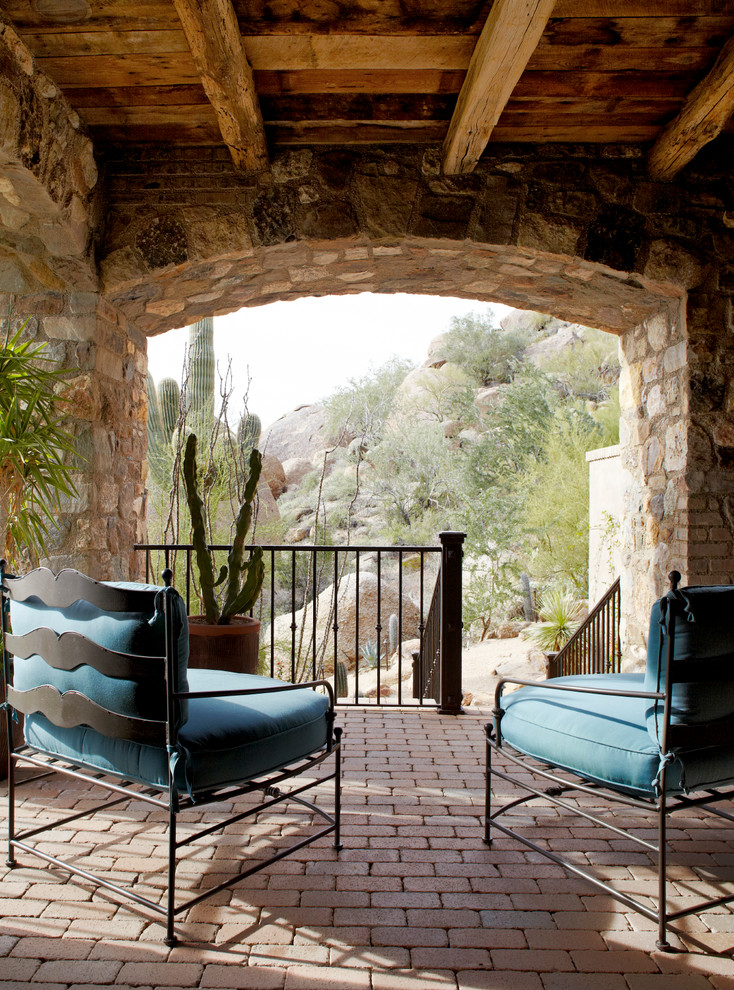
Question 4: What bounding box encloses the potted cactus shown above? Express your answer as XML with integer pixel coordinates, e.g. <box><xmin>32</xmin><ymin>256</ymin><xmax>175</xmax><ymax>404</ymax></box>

<box><xmin>182</xmin><ymin>431</ymin><xmax>265</xmax><ymax>674</ymax></box>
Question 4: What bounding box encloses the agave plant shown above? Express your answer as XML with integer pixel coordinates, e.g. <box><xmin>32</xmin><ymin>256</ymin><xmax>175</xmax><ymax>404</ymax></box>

<box><xmin>531</xmin><ymin>587</ymin><xmax>585</xmax><ymax>653</ymax></box>
<box><xmin>0</xmin><ymin>321</ymin><xmax>78</xmax><ymax>567</ymax></box>
<box><xmin>359</xmin><ymin>640</ymin><xmax>380</xmax><ymax>669</ymax></box>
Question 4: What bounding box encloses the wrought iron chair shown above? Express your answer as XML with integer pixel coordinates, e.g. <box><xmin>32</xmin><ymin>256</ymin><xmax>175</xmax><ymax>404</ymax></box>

<box><xmin>1</xmin><ymin>564</ymin><xmax>342</xmax><ymax>945</ymax></box>
<box><xmin>486</xmin><ymin>571</ymin><xmax>734</xmax><ymax>950</ymax></box>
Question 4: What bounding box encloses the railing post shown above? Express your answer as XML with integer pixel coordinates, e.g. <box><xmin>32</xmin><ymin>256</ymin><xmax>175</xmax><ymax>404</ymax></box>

<box><xmin>438</xmin><ymin>531</ymin><xmax>465</xmax><ymax>715</ymax></box>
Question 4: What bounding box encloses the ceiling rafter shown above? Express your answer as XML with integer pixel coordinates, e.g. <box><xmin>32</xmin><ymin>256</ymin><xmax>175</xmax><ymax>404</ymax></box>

<box><xmin>648</xmin><ymin>34</ymin><xmax>734</xmax><ymax>181</ymax></box>
<box><xmin>441</xmin><ymin>0</ymin><xmax>556</xmax><ymax>175</ymax></box>
<box><xmin>172</xmin><ymin>0</ymin><xmax>268</xmax><ymax>172</ymax></box>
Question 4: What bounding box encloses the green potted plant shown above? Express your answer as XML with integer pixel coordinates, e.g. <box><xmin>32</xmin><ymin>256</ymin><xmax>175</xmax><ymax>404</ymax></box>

<box><xmin>0</xmin><ymin>319</ymin><xmax>78</xmax><ymax>778</ymax></box>
<box><xmin>182</xmin><ymin>432</ymin><xmax>265</xmax><ymax>673</ymax></box>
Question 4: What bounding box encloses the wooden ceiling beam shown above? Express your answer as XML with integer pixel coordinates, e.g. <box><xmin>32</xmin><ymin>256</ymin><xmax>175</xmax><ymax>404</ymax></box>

<box><xmin>441</xmin><ymin>0</ymin><xmax>556</xmax><ymax>175</ymax></box>
<box><xmin>648</xmin><ymin>34</ymin><xmax>734</xmax><ymax>181</ymax></box>
<box><xmin>172</xmin><ymin>0</ymin><xmax>268</xmax><ymax>172</ymax></box>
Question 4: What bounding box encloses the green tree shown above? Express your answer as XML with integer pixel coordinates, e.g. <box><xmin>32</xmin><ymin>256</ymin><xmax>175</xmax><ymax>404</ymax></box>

<box><xmin>590</xmin><ymin>387</ymin><xmax>620</xmax><ymax>445</ymax></box>
<box><xmin>392</xmin><ymin>364</ymin><xmax>478</xmax><ymax>426</ymax></box>
<box><xmin>521</xmin><ymin>408</ymin><xmax>603</xmax><ymax>592</ymax></box>
<box><xmin>538</xmin><ymin>329</ymin><xmax>620</xmax><ymax>403</ymax></box>
<box><xmin>443</xmin><ymin>310</ymin><xmax>535</xmax><ymax>387</ymax></box>
<box><xmin>457</xmin><ymin>488</ymin><xmax>523</xmax><ymax>640</ymax></box>
<box><xmin>367</xmin><ymin>419</ymin><xmax>465</xmax><ymax>542</ymax></box>
<box><xmin>324</xmin><ymin>356</ymin><xmax>415</xmax><ymax>447</ymax></box>
<box><xmin>468</xmin><ymin>364</ymin><xmax>557</xmax><ymax>489</ymax></box>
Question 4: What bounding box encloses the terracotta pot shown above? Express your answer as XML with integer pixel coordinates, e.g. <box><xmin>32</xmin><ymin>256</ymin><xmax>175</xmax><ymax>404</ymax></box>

<box><xmin>187</xmin><ymin>615</ymin><xmax>261</xmax><ymax>675</ymax></box>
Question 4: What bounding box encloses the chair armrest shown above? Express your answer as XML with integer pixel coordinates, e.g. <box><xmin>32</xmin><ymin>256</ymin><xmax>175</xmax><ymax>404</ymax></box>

<box><xmin>494</xmin><ymin>676</ymin><xmax>663</xmax><ymax>710</ymax></box>
<box><xmin>176</xmin><ymin>678</ymin><xmax>336</xmax><ymax>707</ymax></box>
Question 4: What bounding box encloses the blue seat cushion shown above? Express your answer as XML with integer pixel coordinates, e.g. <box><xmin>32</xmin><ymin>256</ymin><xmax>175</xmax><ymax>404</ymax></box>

<box><xmin>645</xmin><ymin>585</ymin><xmax>734</xmax><ymax>745</ymax></box>
<box><xmin>22</xmin><ymin>669</ymin><xmax>332</xmax><ymax>798</ymax></box>
<box><xmin>499</xmin><ymin>673</ymin><xmax>734</xmax><ymax>797</ymax></box>
<box><xmin>9</xmin><ymin>582</ymin><xmax>189</xmax><ymax>723</ymax></box>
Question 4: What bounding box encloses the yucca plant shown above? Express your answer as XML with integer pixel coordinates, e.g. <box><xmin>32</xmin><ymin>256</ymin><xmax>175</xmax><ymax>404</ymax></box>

<box><xmin>0</xmin><ymin>321</ymin><xmax>78</xmax><ymax>568</ymax></box>
<box><xmin>531</xmin><ymin>587</ymin><xmax>585</xmax><ymax>653</ymax></box>
<box><xmin>359</xmin><ymin>640</ymin><xmax>380</xmax><ymax>669</ymax></box>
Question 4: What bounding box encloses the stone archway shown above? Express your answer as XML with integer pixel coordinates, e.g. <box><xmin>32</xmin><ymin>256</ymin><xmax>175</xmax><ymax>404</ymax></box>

<box><xmin>94</xmin><ymin>143</ymin><xmax>722</xmax><ymax>656</ymax></box>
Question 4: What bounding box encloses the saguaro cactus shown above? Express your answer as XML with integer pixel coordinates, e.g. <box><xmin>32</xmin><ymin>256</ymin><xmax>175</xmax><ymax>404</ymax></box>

<box><xmin>147</xmin><ymin>319</ymin><xmax>262</xmax><ymax>498</ymax></box>
<box><xmin>187</xmin><ymin>317</ymin><xmax>215</xmax><ymax>437</ymax></box>
<box><xmin>388</xmin><ymin>613</ymin><xmax>399</xmax><ymax>656</ymax></box>
<box><xmin>182</xmin><ymin>432</ymin><xmax>265</xmax><ymax>624</ymax></box>
<box><xmin>238</xmin><ymin>413</ymin><xmax>262</xmax><ymax>457</ymax></box>
<box><xmin>147</xmin><ymin>373</ymin><xmax>180</xmax><ymax>488</ymax></box>
<box><xmin>158</xmin><ymin>377</ymin><xmax>180</xmax><ymax>440</ymax></box>
<box><xmin>335</xmin><ymin>660</ymin><xmax>349</xmax><ymax>699</ymax></box>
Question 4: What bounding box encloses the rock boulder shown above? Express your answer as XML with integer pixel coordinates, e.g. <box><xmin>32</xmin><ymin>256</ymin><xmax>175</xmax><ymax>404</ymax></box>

<box><xmin>266</xmin><ymin>570</ymin><xmax>423</xmax><ymax>669</ymax></box>
<box><xmin>282</xmin><ymin>456</ymin><xmax>314</xmax><ymax>488</ymax></box>
<box><xmin>261</xmin><ymin>451</ymin><xmax>286</xmax><ymax>500</ymax></box>
<box><xmin>261</xmin><ymin>404</ymin><xmax>336</xmax><ymax>464</ymax></box>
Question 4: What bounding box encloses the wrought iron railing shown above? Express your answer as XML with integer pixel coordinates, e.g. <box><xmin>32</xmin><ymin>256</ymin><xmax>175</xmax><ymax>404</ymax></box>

<box><xmin>414</xmin><ymin>571</ymin><xmax>441</xmax><ymax>704</ymax></box>
<box><xmin>135</xmin><ymin>531</ymin><xmax>464</xmax><ymax>712</ymax></box>
<box><xmin>546</xmin><ymin>578</ymin><xmax>621</xmax><ymax>679</ymax></box>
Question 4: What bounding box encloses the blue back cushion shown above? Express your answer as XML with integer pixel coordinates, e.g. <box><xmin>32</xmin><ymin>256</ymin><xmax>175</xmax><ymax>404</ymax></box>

<box><xmin>645</xmin><ymin>585</ymin><xmax>734</xmax><ymax>743</ymax></box>
<box><xmin>9</xmin><ymin>582</ymin><xmax>189</xmax><ymax>723</ymax></box>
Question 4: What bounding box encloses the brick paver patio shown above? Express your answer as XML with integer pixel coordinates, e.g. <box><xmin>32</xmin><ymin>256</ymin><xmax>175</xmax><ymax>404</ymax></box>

<box><xmin>1</xmin><ymin>708</ymin><xmax>733</xmax><ymax>989</ymax></box>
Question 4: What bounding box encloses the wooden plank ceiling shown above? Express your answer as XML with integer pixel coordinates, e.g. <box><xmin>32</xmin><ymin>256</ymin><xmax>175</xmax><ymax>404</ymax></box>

<box><xmin>2</xmin><ymin>0</ymin><xmax>734</xmax><ymax>178</ymax></box>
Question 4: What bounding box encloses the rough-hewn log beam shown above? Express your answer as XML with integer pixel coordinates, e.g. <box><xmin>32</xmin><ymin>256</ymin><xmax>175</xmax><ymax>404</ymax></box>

<box><xmin>442</xmin><ymin>0</ymin><xmax>555</xmax><ymax>175</ymax></box>
<box><xmin>648</xmin><ymin>35</ymin><xmax>734</xmax><ymax>181</ymax></box>
<box><xmin>172</xmin><ymin>0</ymin><xmax>268</xmax><ymax>172</ymax></box>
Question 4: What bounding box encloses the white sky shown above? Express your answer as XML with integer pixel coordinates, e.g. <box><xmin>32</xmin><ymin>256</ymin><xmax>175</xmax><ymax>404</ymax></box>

<box><xmin>147</xmin><ymin>293</ymin><xmax>512</xmax><ymax>428</ymax></box>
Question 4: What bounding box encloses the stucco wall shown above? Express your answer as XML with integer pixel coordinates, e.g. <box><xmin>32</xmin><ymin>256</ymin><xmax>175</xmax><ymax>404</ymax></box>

<box><xmin>587</xmin><ymin>444</ymin><xmax>624</xmax><ymax>607</ymax></box>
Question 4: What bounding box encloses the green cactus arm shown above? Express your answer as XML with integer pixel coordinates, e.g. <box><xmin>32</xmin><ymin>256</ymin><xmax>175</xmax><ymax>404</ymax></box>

<box><xmin>214</xmin><ymin>564</ymin><xmax>228</xmax><ymax>587</ymax></box>
<box><xmin>238</xmin><ymin>413</ymin><xmax>262</xmax><ymax>454</ymax></box>
<box><xmin>147</xmin><ymin>373</ymin><xmax>164</xmax><ymax>437</ymax></box>
<box><xmin>222</xmin><ymin>547</ymin><xmax>265</xmax><ymax>619</ymax></box>
<box><xmin>158</xmin><ymin>378</ymin><xmax>180</xmax><ymax>441</ymax></box>
<box><xmin>245</xmin><ymin>448</ymin><xmax>262</xmax><ymax>503</ymax></box>
<box><xmin>187</xmin><ymin>318</ymin><xmax>215</xmax><ymax>436</ymax></box>
<box><xmin>222</xmin><ymin>448</ymin><xmax>262</xmax><ymax>616</ymax></box>
<box><xmin>182</xmin><ymin>432</ymin><xmax>220</xmax><ymax>623</ymax></box>
<box><xmin>147</xmin><ymin>373</ymin><xmax>164</xmax><ymax>455</ymax></box>
<box><xmin>147</xmin><ymin>373</ymin><xmax>174</xmax><ymax>488</ymax></box>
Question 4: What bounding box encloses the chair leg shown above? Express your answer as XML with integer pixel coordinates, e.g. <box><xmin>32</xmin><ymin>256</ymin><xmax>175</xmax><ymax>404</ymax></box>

<box><xmin>655</xmin><ymin>790</ymin><xmax>673</xmax><ymax>952</ymax></box>
<box><xmin>5</xmin><ymin>716</ymin><xmax>16</xmax><ymax>869</ymax></box>
<box><xmin>484</xmin><ymin>724</ymin><xmax>492</xmax><ymax>847</ymax></box>
<box><xmin>334</xmin><ymin>726</ymin><xmax>343</xmax><ymax>852</ymax></box>
<box><xmin>165</xmin><ymin>802</ymin><xmax>178</xmax><ymax>947</ymax></box>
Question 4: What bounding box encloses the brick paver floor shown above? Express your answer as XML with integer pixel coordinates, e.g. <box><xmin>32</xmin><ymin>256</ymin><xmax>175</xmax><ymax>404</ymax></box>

<box><xmin>1</xmin><ymin>708</ymin><xmax>733</xmax><ymax>989</ymax></box>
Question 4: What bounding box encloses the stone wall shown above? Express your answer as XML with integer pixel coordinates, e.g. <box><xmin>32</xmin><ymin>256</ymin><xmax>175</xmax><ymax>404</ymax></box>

<box><xmin>685</xmin><ymin>286</ymin><xmax>734</xmax><ymax>587</ymax></box>
<box><xmin>7</xmin><ymin>292</ymin><xmax>148</xmax><ymax>581</ymax></box>
<box><xmin>100</xmin><ymin>145</ymin><xmax>691</xmax><ymax>336</ymax></box>
<box><xmin>0</xmin><ymin>19</ymin><xmax>99</xmax><ymax>295</ymax></box>
<box><xmin>618</xmin><ymin>303</ymin><xmax>689</xmax><ymax>664</ymax></box>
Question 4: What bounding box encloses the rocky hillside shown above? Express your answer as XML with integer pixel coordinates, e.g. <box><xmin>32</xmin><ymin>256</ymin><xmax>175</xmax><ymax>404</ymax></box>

<box><xmin>255</xmin><ymin>308</ymin><xmax>616</xmax><ymax>546</ymax></box>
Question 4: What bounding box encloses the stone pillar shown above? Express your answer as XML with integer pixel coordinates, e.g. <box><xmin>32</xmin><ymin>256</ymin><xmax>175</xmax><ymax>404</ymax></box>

<box><xmin>684</xmin><ymin>285</ymin><xmax>734</xmax><ymax>585</ymax></box>
<box><xmin>618</xmin><ymin>302</ymin><xmax>688</xmax><ymax>667</ymax></box>
<box><xmin>5</xmin><ymin>291</ymin><xmax>148</xmax><ymax>581</ymax></box>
